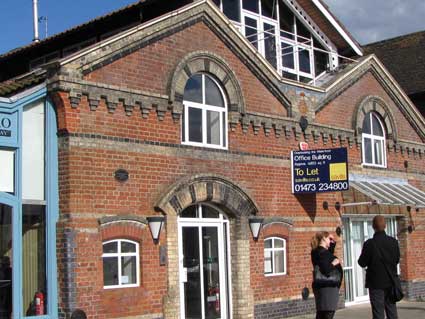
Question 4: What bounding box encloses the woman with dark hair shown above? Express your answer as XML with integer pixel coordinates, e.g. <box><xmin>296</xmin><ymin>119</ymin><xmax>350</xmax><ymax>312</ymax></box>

<box><xmin>311</xmin><ymin>232</ymin><xmax>343</xmax><ymax>319</ymax></box>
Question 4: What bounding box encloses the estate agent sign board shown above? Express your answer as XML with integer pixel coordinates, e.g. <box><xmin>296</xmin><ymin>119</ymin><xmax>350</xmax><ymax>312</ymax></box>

<box><xmin>291</xmin><ymin>147</ymin><xmax>349</xmax><ymax>194</ymax></box>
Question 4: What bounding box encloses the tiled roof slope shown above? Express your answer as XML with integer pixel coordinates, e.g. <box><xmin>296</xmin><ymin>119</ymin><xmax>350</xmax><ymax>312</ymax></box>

<box><xmin>364</xmin><ymin>31</ymin><xmax>425</xmax><ymax>95</ymax></box>
<box><xmin>0</xmin><ymin>72</ymin><xmax>45</xmax><ymax>97</ymax></box>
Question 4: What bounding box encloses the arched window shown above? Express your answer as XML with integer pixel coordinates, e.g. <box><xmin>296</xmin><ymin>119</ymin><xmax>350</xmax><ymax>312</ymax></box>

<box><xmin>362</xmin><ymin>112</ymin><xmax>386</xmax><ymax>167</ymax></box>
<box><xmin>264</xmin><ymin>237</ymin><xmax>287</xmax><ymax>276</ymax></box>
<box><xmin>182</xmin><ymin>73</ymin><xmax>227</xmax><ymax>149</ymax></box>
<box><xmin>102</xmin><ymin>239</ymin><xmax>140</xmax><ymax>289</ymax></box>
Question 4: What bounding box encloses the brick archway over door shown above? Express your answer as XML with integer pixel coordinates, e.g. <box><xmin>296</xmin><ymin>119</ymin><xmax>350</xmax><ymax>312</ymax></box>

<box><xmin>155</xmin><ymin>174</ymin><xmax>260</xmax><ymax>319</ymax></box>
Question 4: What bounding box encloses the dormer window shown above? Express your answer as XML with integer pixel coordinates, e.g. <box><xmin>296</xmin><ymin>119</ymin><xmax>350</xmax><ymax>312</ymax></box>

<box><xmin>362</xmin><ymin>112</ymin><xmax>387</xmax><ymax>167</ymax></box>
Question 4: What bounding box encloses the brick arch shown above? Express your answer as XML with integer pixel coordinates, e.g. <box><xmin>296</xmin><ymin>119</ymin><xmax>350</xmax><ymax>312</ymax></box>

<box><xmin>169</xmin><ymin>51</ymin><xmax>246</xmax><ymax>114</ymax></box>
<box><xmin>353</xmin><ymin>95</ymin><xmax>398</xmax><ymax>141</ymax></box>
<box><xmin>98</xmin><ymin>215</ymin><xmax>148</xmax><ymax>242</ymax></box>
<box><xmin>157</xmin><ymin>174</ymin><xmax>258</xmax><ymax>319</ymax></box>
<box><xmin>155</xmin><ymin>174</ymin><xmax>259</xmax><ymax>218</ymax></box>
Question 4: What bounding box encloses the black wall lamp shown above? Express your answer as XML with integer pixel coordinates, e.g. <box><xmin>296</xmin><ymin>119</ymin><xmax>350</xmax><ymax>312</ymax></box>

<box><xmin>147</xmin><ymin>216</ymin><xmax>165</xmax><ymax>244</ymax></box>
<box><xmin>248</xmin><ymin>217</ymin><xmax>264</xmax><ymax>241</ymax></box>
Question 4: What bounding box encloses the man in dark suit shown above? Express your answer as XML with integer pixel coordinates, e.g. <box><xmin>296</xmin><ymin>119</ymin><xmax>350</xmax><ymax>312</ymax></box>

<box><xmin>358</xmin><ymin>215</ymin><xmax>400</xmax><ymax>319</ymax></box>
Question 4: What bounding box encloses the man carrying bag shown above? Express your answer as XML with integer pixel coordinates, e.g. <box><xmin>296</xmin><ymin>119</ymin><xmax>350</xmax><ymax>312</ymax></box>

<box><xmin>358</xmin><ymin>215</ymin><xmax>402</xmax><ymax>319</ymax></box>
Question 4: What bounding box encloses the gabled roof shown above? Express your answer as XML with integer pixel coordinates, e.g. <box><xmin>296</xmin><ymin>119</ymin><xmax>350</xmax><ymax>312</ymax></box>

<box><xmin>364</xmin><ymin>31</ymin><xmax>425</xmax><ymax>95</ymax></box>
<box><xmin>316</xmin><ymin>54</ymin><xmax>425</xmax><ymax>141</ymax></box>
<box><xmin>0</xmin><ymin>0</ymin><xmax>192</xmax><ymax>82</ymax></box>
<box><xmin>0</xmin><ymin>0</ymin><xmax>362</xmax><ymax>84</ymax></box>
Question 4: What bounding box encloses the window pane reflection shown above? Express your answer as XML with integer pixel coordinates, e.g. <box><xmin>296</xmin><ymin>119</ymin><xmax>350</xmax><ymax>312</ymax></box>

<box><xmin>188</xmin><ymin>107</ymin><xmax>203</xmax><ymax>143</ymax></box>
<box><xmin>374</xmin><ymin>140</ymin><xmax>383</xmax><ymax>165</ymax></box>
<box><xmin>205</xmin><ymin>77</ymin><xmax>224</xmax><ymax>107</ymax></box>
<box><xmin>184</xmin><ymin>74</ymin><xmax>203</xmax><ymax>104</ymax></box>
<box><xmin>121</xmin><ymin>256</ymin><xmax>137</xmax><ymax>285</ymax></box>
<box><xmin>22</xmin><ymin>204</ymin><xmax>47</xmax><ymax>316</ymax></box>
<box><xmin>372</xmin><ymin>114</ymin><xmax>384</xmax><ymax>136</ymax></box>
<box><xmin>264</xmin><ymin>23</ymin><xmax>277</xmax><ymax>68</ymax></box>
<box><xmin>299</xmin><ymin>48</ymin><xmax>311</xmax><ymax>74</ymax></box>
<box><xmin>103</xmin><ymin>257</ymin><xmax>119</xmax><ymax>286</ymax></box>
<box><xmin>364</xmin><ymin>138</ymin><xmax>372</xmax><ymax>163</ymax></box>
<box><xmin>0</xmin><ymin>204</ymin><xmax>12</xmax><ymax>319</ymax></box>
<box><xmin>245</xmin><ymin>17</ymin><xmax>258</xmax><ymax>49</ymax></box>
<box><xmin>207</xmin><ymin>111</ymin><xmax>220</xmax><ymax>145</ymax></box>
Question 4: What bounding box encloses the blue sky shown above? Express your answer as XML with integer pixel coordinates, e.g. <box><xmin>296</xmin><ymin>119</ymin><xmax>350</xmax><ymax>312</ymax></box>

<box><xmin>0</xmin><ymin>0</ymin><xmax>136</xmax><ymax>54</ymax></box>
<box><xmin>1</xmin><ymin>0</ymin><xmax>425</xmax><ymax>55</ymax></box>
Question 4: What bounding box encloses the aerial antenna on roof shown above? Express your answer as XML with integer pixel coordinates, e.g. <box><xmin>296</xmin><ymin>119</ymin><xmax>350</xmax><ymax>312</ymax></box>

<box><xmin>32</xmin><ymin>0</ymin><xmax>40</xmax><ymax>42</ymax></box>
<box><xmin>39</xmin><ymin>16</ymin><xmax>48</xmax><ymax>38</ymax></box>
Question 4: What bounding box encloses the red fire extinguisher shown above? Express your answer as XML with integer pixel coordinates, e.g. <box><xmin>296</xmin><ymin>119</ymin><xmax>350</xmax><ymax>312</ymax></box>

<box><xmin>208</xmin><ymin>287</ymin><xmax>220</xmax><ymax>313</ymax></box>
<box><xmin>214</xmin><ymin>288</ymin><xmax>220</xmax><ymax>313</ymax></box>
<box><xmin>34</xmin><ymin>292</ymin><xmax>44</xmax><ymax>315</ymax></box>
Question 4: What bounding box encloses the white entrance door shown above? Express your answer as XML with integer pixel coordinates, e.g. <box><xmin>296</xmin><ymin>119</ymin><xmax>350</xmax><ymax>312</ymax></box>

<box><xmin>343</xmin><ymin>217</ymin><xmax>397</xmax><ymax>304</ymax></box>
<box><xmin>178</xmin><ymin>204</ymin><xmax>231</xmax><ymax>319</ymax></box>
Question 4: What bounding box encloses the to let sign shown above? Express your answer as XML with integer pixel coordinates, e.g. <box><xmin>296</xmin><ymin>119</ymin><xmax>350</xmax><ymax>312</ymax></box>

<box><xmin>291</xmin><ymin>147</ymin><xmax>349</xmax><ymax>194</ymax></box>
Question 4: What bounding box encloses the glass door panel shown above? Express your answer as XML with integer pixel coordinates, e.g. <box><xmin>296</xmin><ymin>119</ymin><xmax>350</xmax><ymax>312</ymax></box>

<box><xmin>0</xmin><ymin>203</ymin><xmax>13</xmax><ymax>319</ymax></box>
<box><xmin>183</xmin><ymin>227</ymin><xmax>202</xmax><ymax>319</ymax></box>
<box><xmin>22</xmin><ymin>204</ymin><xmax>47</xmax><ymax>316</ymax></box>
<box><xmin>203</xmin><ymin>227</ymin><xmax>220</xmax><ymax>319</ymax></box>
<box><xmin>342</xmin><ymin>218</ymin><xmax>354</xmax><ymax>302</ymax></box>
<box><xmin>352</xmin><ymin>221</ymin><xmax>367</xmax><ymax>299</ymax></box>
<box><xmin>180</xmin><ymin>220</ymin><xmax>228</xmax><ymax>319</ymax></box>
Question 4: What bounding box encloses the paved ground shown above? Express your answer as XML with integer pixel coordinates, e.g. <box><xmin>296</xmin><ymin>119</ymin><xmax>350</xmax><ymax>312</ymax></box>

<box><xmin>291</xmin><ymin>301</ymin><xmax>425</xmax><ymax>319</ymax></box>
<box><xmin>334</xmin><ymin>301</ymin><xmax>425</xmax><ymax>319</ymax></box>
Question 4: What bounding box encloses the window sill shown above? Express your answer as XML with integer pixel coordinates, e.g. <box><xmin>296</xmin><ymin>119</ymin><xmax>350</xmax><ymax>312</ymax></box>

<box><xmin>103</xmin><ymin>284</ymin><xmax>139</xmax><ymax>290</ymax></box>
<box><xmin>264</xmin><ymin>272</ymin><xmax>287</xmax><ymax>277</ymax></box>
<box><xmin>181</xmin><ymin>141</ymin><xmax>228</xmax><ymax>151</ymax></box>
<box><xmin>361</xmin><ymin>163</ymin><xmax>387</xmax><ymax>169</ymax></box>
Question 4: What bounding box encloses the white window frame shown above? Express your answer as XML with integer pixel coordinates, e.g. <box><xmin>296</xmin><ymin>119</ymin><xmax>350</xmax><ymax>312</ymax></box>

<box><xmin>182</xmin><ymin>74</ymin><xmax>228</xmax><ymax>150</ymax></box>
<box><xmin>102</xmin><ymin>239</ymin><xmax>140</xmax><ymax>289</ymax></box>
<box><xmin>241</xmin><ymin>2</ymin><xmax>280</xmax><ymax>69</ymax></box>
<box><xmin>362</xmin><ymin>112</ymin><xmax>387</xmax><ymax>168</ymax></box>
<box><xmin>240</xmin><ymin>0</ymin><xmax>319</xmax><ymax>81</ymax></box>
<box><xmin>264</xmin><ymin>237</ymin><xmax>287</xmax><ymax>276</ymax></box>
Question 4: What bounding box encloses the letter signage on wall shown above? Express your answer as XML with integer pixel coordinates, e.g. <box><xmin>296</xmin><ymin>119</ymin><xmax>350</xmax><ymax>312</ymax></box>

<box><xmin>0</xmin><ymin>111</ymin><xmax>18</xmax><ymax>146</ymax></box>
<box><xmin>291</xmin><ymin>147</ymin><xmax>349</xmax><ymax>194</ymax></box>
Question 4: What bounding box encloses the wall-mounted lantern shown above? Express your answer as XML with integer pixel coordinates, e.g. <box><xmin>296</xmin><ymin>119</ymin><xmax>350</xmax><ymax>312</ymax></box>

<box><xmin>248</xmin><ymin>217</ymin><xmax>264</xmax><ymax>241</ymax></box>
<box><xmin>147</xmin><ymin>216</ymin><xmax>165</xmax><ymax>244</ymax></box>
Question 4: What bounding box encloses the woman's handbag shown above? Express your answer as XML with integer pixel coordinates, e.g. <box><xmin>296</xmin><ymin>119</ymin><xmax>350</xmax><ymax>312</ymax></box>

<box><xmin>371</xmin><ymin>240</ymin><xmax>404</xmax><ymax>303</ymax></box>
<box><xmin>313</xmin><ymin>265</ymin><xmax>341</xmax><ymax>287</ymax></box>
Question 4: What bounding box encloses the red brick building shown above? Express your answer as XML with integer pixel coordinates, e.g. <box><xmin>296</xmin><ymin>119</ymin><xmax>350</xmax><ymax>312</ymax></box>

<box><xmin>1</xmin><ymin>1</ymin><xmax>425</xmax><ymax>319</ymax></box>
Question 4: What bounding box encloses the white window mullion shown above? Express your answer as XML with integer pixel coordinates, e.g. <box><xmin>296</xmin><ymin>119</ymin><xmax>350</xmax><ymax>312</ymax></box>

<box><xmin>118</xmin><ymin>241</ymin><xmax>122</xmax><ymax>286</ymax></box>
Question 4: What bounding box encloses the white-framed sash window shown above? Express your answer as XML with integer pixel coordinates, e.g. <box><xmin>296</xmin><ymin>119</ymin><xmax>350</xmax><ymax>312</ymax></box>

<box><xmin>182</xmin><ymin>74</ymin><xmax>228</xmax><ymax>149</ymax></box>
<box><xmin>362</xmin><ymin>112</ymin><xmax>387</xmax><ymax>168</ymax></box>
<box><xmin>102</xmin><ymin>239</ymin><xmax>140</xmax><ymax>289</ymax></box>
<box><xmin>264</xmin><ymin>237</ymin><xmax>287</xmax><ymax>276</ymax></box>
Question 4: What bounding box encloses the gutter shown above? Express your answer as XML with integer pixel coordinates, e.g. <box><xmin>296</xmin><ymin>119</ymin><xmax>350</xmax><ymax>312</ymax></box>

<box><xmin>0</xmin><ymin>83</ymin><xmax>46</xmax><ymax>104</ymax></box>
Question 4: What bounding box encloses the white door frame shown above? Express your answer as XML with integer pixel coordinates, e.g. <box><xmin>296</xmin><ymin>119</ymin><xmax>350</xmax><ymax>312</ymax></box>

<box><xmin>343</xmin><ymin>216</ymin><xmax>398</xmax><ymax>306</ymax></box>
<box><xmin>178</xmin><ymin>208</ymin><xmax>232</xmax><ymax>319</ymax></box>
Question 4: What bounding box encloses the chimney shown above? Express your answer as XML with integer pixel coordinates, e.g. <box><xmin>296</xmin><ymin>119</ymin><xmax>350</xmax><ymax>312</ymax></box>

<box><xmin>33</xmin><ymin>0</ymin><xmax>39</xmax><ymax>42</ymax></box>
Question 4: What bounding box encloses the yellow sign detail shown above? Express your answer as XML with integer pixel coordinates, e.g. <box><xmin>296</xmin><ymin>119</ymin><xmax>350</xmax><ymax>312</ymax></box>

<box><xmin>329</xmin><ymin>163</ymin><xmax>347</xmax><ymax>181</ymax></box>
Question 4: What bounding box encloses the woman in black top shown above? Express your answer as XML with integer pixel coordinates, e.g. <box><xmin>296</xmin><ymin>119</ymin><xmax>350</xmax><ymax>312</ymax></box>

<box><xmin>311</xmin><ymin>232</ymin><xmax>343</xmax><ymax>319</ymax></box>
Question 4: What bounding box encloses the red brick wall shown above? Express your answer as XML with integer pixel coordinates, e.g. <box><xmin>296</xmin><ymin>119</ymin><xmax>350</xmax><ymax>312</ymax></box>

<box><xmin>53</xmin><ymin>19</ymin><xmax>425</xmax><ymax>318</ymax></box>
<box><xmin>85</xmin><ymin>22</ymin><xmax>288</xmax><ymax>118</ymax></box>
<box><xmin>316</xmin><ymin>72</ymin><xmax>423</xmax><ymax>143</ymax></box>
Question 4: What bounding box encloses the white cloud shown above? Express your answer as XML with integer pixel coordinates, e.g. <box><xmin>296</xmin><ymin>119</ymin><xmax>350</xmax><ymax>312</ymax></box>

<box><xmin>323</xmin><ymin>0</ymin><xmax>425</xmax><ymax>44</ymax></box>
